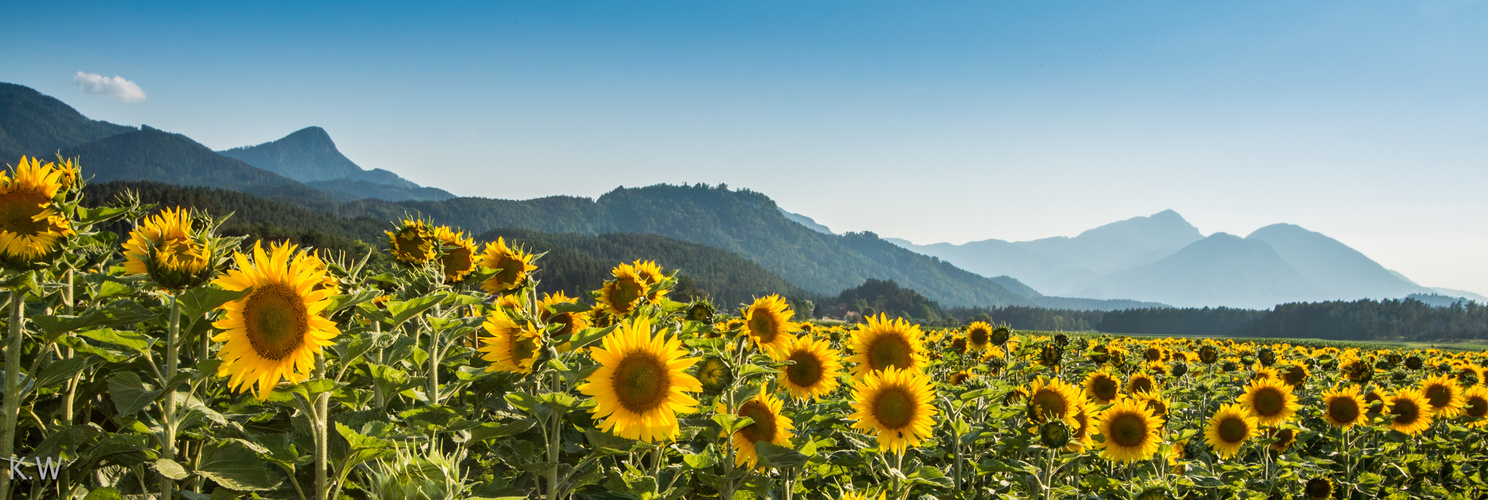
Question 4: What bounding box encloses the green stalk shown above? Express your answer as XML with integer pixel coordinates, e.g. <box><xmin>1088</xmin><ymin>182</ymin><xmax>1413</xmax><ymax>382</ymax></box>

<box><xmin>545</xmin><ymin>371</ymin><xmax>562</xmax><ymax>500</ymax></box>
<box><xmin>315</xmin><ymin>354</ymin><xmax>330</xmax><ymax>500</ymax></box>
<box><xmin>2</xmin><ymin>288</ymin><xmax>26</xmax><ymax>500</ymax></box>
<box><xmin>162</xmin><ymin>294</ymin><xmax>182</xmax><ymax>499</ymax></box>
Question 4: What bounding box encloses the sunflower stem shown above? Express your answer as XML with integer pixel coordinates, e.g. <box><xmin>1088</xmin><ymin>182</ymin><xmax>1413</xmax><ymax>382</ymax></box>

<box><xmin>161</xmin><ymin>293</ymin><xmax>182</xmax><ymax>500</ymax></box>
<box><xmin>315</xmin><ymin>354</ymin><xmax>330</xmax><ymax>500</ymax></box>
<box><xmin>546</xmin><ymin>370</ymin><xmax>562</xmax><ymax>500</ymax></box>
<box><xmin>1</xmin><ymin>287</ymin><xmax>25</xmax><ymax>500</ymax></box>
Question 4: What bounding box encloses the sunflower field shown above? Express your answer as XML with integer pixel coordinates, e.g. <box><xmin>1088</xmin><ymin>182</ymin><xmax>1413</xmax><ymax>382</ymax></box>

<box><xmin>4</xmin><ymin>156</ymin><xmax>1488</xmax><ymax>500</ymax></box>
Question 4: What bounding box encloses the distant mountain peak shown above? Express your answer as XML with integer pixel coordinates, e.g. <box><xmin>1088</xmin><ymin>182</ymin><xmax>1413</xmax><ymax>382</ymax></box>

<box><xmin>218</xmin><ymin>126</ymin><xmax>454</xmax><ymax>201</ymax></box>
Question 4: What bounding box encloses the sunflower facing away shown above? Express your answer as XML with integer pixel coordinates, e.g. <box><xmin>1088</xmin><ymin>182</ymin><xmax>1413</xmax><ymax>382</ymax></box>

<box><xmin>386</xmin><ymin>219</ymin><xmax>438</xmax><ymax>265</ymax></box>
<box><xmin>1239</xmin><ymin>377</ymin><xmax>1299</xmax><ymax>427</ymax></box>
<box><xmin>0</xmin><ymin>156</ymin><xmax>73</xmax><ymax>267</ymax></box>
<box><xmin>1385</xmin><ymin>388</ymin><xmax>1434</xmax><ymax>436</ymax></box>
<box><xmin>730</xmin><ymin>392</ymin><xmax>795</xmax><ymax>469</ymax></box>
<box><xmin>848</xmin><ymin>366</ymin><xmax>937</xmax><ymax>455</ymax></box>
<box><xmin>211</xmin><ymin>241</ymin><xmax>341</xmax><ymax>399</ymax></box>
<box><xmin>579</xmin><ymin>315</ymin><xmax>702</xmax><ymax>442</ymax></box>
<box><xmin>964</xmin><ymin>321</ymin><xmax>993</xmax><ymax>352</ymax></box>
<box><xmin>1419</xmin><ymin>373</ymin><xmax>1467</xmax><ymax>418</ymax></box>
<box><xmin>1027</xmin><ymin>377</ymin><xmax>1084</xmax><ymax>426</ymax></box>
<box><xmin>846</xmin><ymin>314</ymin><xmax>926</xmax><ymax>379</ymax></box>
<box><xmin>741</xmin><ymin>294</ymin><xmax>798</xmax><ymax>355</ymax></box>
<box><xmin>432</xmin><ymin>225</ymin><xmax>477</xmax><ymax>283</ymax></box>
<box><xmin>1320</xmin><ymin>385</ymin><xmax>1366</xmax><ymax>429</ymax></box>
<box><xmin>1205</xmin><ymin>403</ymin><xmax>1258</xmax><ymax>459</ymax></box>
<box><xmin>123</xmin><ymin>207</ymin><xmax>215</xmax><ymax>290</ymax></box>
<box><xmin>1083</xmin><ymin>368</ymin><xmax>1121</xmax><ymax>404</ymax></box>
<box><xmin>773</xmin><ymin>334</ymin><xmax>843</xmax><ymax>401</ymax></box>
<box><xmin>478</xmin><ymin>306</ymin><xmax>543</xmax><ymax>374</ymax></box>
<box><xmin>538</xmin><ymin>291</ymin><xmax>591</xmax><ymax>352</ymax></box>
<box><xmin>479</xmin><ymin>237</ymin><xmax>537</xmax><ymax>293</ymax></box>
<box><xmin>1094</xmin><ymin>397</ymin><xmax>1162</xmax><ymax>462</ymax></box>
<box><xmin>597</xmin><ymin>262</ymin><xmax>654</xmax><ymax>316</ymax></box>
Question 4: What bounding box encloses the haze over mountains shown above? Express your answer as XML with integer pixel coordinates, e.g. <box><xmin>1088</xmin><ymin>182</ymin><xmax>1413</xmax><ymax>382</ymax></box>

<box><xmin>888</xmin><ymin>211</ymin><xmax>1482</xmax><ymax>309</ymax></box>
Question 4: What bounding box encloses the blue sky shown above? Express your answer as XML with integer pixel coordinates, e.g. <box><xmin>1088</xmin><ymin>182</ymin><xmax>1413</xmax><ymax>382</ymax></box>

<box><xmin>6</xmin><ymin>1</ymin><xmax>1488</xmax><ymax>295</ymax></box>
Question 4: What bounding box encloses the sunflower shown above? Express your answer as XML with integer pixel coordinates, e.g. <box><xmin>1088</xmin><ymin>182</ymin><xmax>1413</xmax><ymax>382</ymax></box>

<box><xmin>848</xmin><ymin>366</ymin><xmax>937</xmax><ymax>454</ymax></box>
<box><xmin>479</xmin><ymin>237</ymin><xmax>536</xmax><ymax>293</ymax></box>
<box><xmin>1027</xmin><ymin>377</ymin><xmax>1083</xmax><ymax>426</ymax></box>
<box><xmin>1364</xmin><ymin>389</ymin><xmax>1385</xmax><ymax>417</ymax></box>
<box><xmin>845</xmin><ymin>314</ymin><xmax>926</xmax><ymax>379</ymax></box>
<box><xmin>432</xmin><ymin>225</ymin><xmax>477</xmax><ymax>283</ymax></box>
<box><xmin>55</xmin><ymin>157</ymin><xmax>81</xmax><ymax>191</ymax></box>
<box><xmin>478</xmin><ymin>306</ymin><xmax>543</xmax><ymax>374</ymax></box>
<box><xmin>0</xmin><ymin>156</ymin><xmax>73</xmax><ymax>267</ymax></box>
<box><xmin>1267</xmin><ymin>426</ymin><xmax>1296</xmax><ymax>452</ymax></box>
<box><xmin>1094</xmin><ymin>397</ymin><xmax>1162</xmax><ymax>462</ymax></box>
<box><xmin>211</xmin><ymin>242</ymin><xmax>340</xmax><ymax>399</ymax></box>
<box><xmin>948</xmin><ymin>370</ymin><xmax>972</xmax><ymax>386</ymax></box>
<box><xmin>694</xmin><ymin>356</ymin><xmax>733</xmax><ymax>394</ymax></box>
<box><xmin>1304</xmin><ymin>477</ymin><xmax>1333</xmax><ymax>500</ymax></box>
<box><xmin>1384</xmin><ymin>389</ymin><xmax>1433</xmax><ymax>436</ymax></box>
<box><xmin>1205</xmin><ymin>403</ymin><xmax>1257</xmax><ymax>459</ymax></box>
<box><xmin>122</xmin><ymin>207</ymin><xmax>215</xmax><ymax>290</ymax></box>
<box><xmin>1067</xmin><ymin>402</ymin><xmax>1094</xmax><ymax>452</ymax></box>
<box><xmin>1126</xmin><ymin>373</ymin><xmax>1157</xmax><ymax>395</ymax></box>
<box><xmin>1462</xmin><ymin>386</ymin><xmax>1488</xmax><ymax>428</ymax></box>
<box><xmin>579</xmin><ymin>315</ymin><xmax>701</xmax><ymax>442</ymax></box>
<box><xmin>1143</xmin><ymin>393</ymin><xmax>1172</xmax><ymax>426</ymax></box>
<box><xmin>730</xmin><ymin>392</ymin><xmax>795</xmax><ymax>469</ymax></box>
<box><xmin>964</xmin><ymin>321</ymin><xmax>993</xmax><ymax>352</ymax></box>
<box><xmin>1281</xmin><ymin>364</ymin><xmax>1309</xmax><ymax>387</ymax></box>
<box><xmin>742</xmin><ymin>294</ymin><xmax>798</xmax><ymax>355</ymax></box>
<box><xmin>1320</xmin><ymin>386</ymin><xmax>1366</xmax><ymax>429</ymax></box>
<box><xmin>1239</xmin><ymin>377</ymin><xmax>1299</xmax><ymax>426</ymax></box>
<box><xmin>538</xmin><ymin>291</ymin><xmax>590</xmax><ymax>352</ymax></box>
<box><xmin>597</xmin><ymin>262</ymin><xmax>652</xmax><ymax>316</ymax></box>
<box><xmin>630</xmin><ymin>260</ymin><xmax>667</xmax><ymax>300</ymax></box>
<box><xmin>1419</xmin><ymin>373</ymin><xmax>1466</xmax><ymax>418</ymax></box>
<box><xmin>386</xmin><ymin>219</ymin><xmax>437</xmax><ymax>265</ymax></box>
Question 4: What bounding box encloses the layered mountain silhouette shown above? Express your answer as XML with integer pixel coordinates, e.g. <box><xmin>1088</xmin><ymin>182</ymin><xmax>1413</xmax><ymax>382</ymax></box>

<box><xmin>890</xmin><ymin>211</ymin><xmax>1455</xmax><ymax>309</ymax></box>
<box><xmin>219</xmin><ymin>126</ymin><xmax>454</xmax><ymax>201</ymax></box>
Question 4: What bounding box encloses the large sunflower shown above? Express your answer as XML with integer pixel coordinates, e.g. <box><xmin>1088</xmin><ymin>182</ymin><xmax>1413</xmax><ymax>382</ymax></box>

<box><xmin>1419</xmin><ymin>373</ymin><xmax>1467</xmax><ymax>418</ymax></box>
<box><xmin>122</xmin><ymin>207</ymin><xmax>215</xmax><ymax>290</ymax></box>
<box><xmin>741</xmin><ymin>294</ymin><xmax>798</xmax><ymax>355</ymax></box>
<box><xmin>1094</xmin><ymin>397</ymin><xmax>1162</xmax><ymax>462</ymax></box>
<box><xmin>0</xmin><ymin>156</ymin><xmax>72</xmax><ymax>266</ymax></box>
<box><xmin>1126</xmin><ymin>373</ymin><xmax>1158</xmax><ymax>395</ymax></box>
<box><xmin>432</xmin><ymin>225</ymin><xmax>477</xmax><ymax>283</ymax></box>
<box><xmin>1027</xmin><ymin>377</ymin><xmax>1083</xmax><ymax>426</ymax></box>
<box><xmin>479</xmin><ymin>237</ymin><xmax>536</xmax><ymax>293</ymax></box>
<box><xmin>478</xmin><ymin>306</ymin><xmax>543</xmax><ymax>374</ymax></box>
<box><xmin>848</xmin><ymin>366</ymin><xmax>937</xmax><ymax>454</ymax></box>
<box><xmin>1320</xmin><ymin>386</ymin><xmax>1366</xmax><ymax>429</ymax></box>
<box><xmin>773</xmin><ymin>335</ymin><xmax>843</xmax><ymax>401</ymax></box>
<box><xmin>1462</xmin><ymin>386</ymin><xmax>1488</xmax><ymax>428</ymax></box>
<box><xmin>579</xmin><ymin>316</ymin><xmax>702</xmax><ymax>442</ymax></box>
<box><xmin>1083</xmin><ymin>368</ymin><xmax>1121</xmax><ymax>404</ymax></box>
<box><xmin>1239</xmin><ymin>377</ymin><xmax>1299</xmax><ymax>426</ymax></box>
<box><xmin>211</xmin><ymin>242</ymin><xmax>340</xmax><ymax>399</ymax></box>
<box><xmin>538</xmin><ymin>291</ymin><xmax>590</xmax><ymax>352</ymax></box>
<box><xmin>964</xmin><ymin>321</ymin><xmax>993</xmax><ymax>352</ymax></box>
<box><xmin>1205</xmin><ymin>403</ymin><xmax>1257</xmax><ymax>459</ymax></box>
<box><xmin>386</xmin><ymin>219</ymin><xmax>438</xmax><ymax>265</ymax></box>
<box><xmin>597</xmin><ymin>262</ymin><xmax>653</xmax><ymax>316</ymax></box>
<box><xmin>1384</xmin><ymin>389</ymin><xmax>1433</xmax><ymax>436</ymax></box>
<box><xmin>845</xmin><ymin>314</ymin><xmax>926</xmax><ymax>379</ymax></box>
<box><xmin>730</xmin><ymin>392</ymin><xmax>795</xmax><ymax>469</ymax></box>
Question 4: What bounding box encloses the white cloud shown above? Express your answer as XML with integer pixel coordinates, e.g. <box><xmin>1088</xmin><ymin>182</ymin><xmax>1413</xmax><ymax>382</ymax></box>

<box><xmin>72</xmin><ymin>71</ymin><xmax>146</xmax><ymax>102</ymax></box>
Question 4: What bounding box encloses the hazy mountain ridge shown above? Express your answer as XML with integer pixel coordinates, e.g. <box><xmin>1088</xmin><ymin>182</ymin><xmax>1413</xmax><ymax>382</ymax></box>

<box><xmin>219</xmin><ymin>126</ymin><xmax>455</xmax><ymax>201</ymax></box>
<box><xmin>0</xmin><ymin>82</ymin><xmax>135</xmax><ymax>163</ymax></box>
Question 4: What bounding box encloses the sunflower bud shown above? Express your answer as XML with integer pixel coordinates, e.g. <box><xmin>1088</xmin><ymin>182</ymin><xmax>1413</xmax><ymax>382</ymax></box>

<box><xmin>1171</xmin><ymin>362</ymin><xmax>1189</xmax><ymax>379</ymax></box>
<box><xmin>686</xmin><ymin>300</ymin><xmax>716</xmax><ymax>323</ymax></box>
<box><xmin>386</xmin><ymin>219</ymin><xmax>438</xmax><ymax>265</ymax></box>
<box><xmin>1198</xmin><ymin>345</ymin><xmax>1219</xmax><ymax>365</ymax></box>
<box><xmin>990</xmin><ymin>326</ymin><xmax>1011</xmax><ymax>346</ymax></box>
<box><xmin>1039</xmin><ymin>420</ymin><xmax>1071</xmax><ymax>449</ymax></box>
<box><xmin>695</xmin><ymin>355</ymin><xmax>734</xmax><ymax>395</ymax></box>
<box><xmin>122</xmin><ymin>207</ymin><xmax>220</xmax><ymax>290</ymax></box>
<box><xmin>1405</xmin><ymin>355</ymin><xmax>1424</xmax><ymax>370</ymax></box>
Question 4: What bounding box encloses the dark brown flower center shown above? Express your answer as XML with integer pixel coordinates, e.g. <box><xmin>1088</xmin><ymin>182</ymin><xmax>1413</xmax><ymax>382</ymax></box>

<box><xmin>243</xmin><ymin>283</ymin><xmax>309</xmax><ymax>360</ymax></box>
<box><xmin>736</xmin><ymin>400</ymin><xmax>777</xmax><ymax>443</ymax></box>
<box><xmin>612</xmin><ymin>353</ymin><xmax>670</xmax><ymax>414</ymax></box>
<box><xmin>867</xmin><ymin>334</ymin><xmax>914</xmax><ymax>372</ymax></box>
<box><xmin>872</xmin><ymin>387</ymin><xmax>915</xmax><ymax>429</ymax></box>
<box><xmin>786</xmin><ymin>350</ymin><xmax>823</xmax><ymax>388</ymax></box>
<box><xmin>1108</xmin><ymin>412</ymin><xmax>1149</xmax><ymax>448</ymax></box>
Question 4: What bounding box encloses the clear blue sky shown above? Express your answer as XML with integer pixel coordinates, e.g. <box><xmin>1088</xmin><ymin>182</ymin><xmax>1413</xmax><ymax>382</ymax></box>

<box><xmin>6</xmin><ymin>1</ymin><xmax>1488</xmax><ymax>295</ymax></box>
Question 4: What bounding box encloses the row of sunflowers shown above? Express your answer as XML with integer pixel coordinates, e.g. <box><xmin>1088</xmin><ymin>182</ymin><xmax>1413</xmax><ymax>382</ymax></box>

<box><xmin>2</xmin><ymin>156</ymin><xmax>1487</xmax><ymax>499</ymax></box>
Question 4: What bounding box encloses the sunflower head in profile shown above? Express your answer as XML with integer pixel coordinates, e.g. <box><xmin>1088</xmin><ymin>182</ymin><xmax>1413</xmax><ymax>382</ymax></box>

<box><xmin>847</xmin><ymin>366</ymin><xmax>937</xmax><ymax>455</ymax></box>
<box><xmin>1304</xmin><ymin>477</ymin><xmax>1334</xmax><ymax>500</ymax></box>
<box><xmin>964</xmin><ymin>321</ymin><xmax>993</xmax><ymax>352</ymax></box>
<box><xmin>431</xmin><ymin>225</ymin><xmax>477</xmax><ymax>284</ymax></box>
<box><xmin>1142</xmin><ymin>393</ymin><xmax>1172</xmax><ymax>426</ymax></box>
<box><xmin>1026</xmin><ymin>377</ymin><xmax>1084</xmax><ymax>427</ymax></box>
<box><xmin>1419</xmin><ymin>373</ymin><xmax>1466</xmax><ymax>418</ymax></box>
<box><xmin>123</xmin><ymin>207</ymin><xmax>218</xmax><ymax>290</ymax></box>
<box><xmin>537</xmin><ymin>291</ymin><xmax>590</xmax><ymax>352</ymax></box>
<box><xmin>730</xmin><ymin>392</ymin><xmax>795</xmax><ymax>469</ymax></box>
<box><xmin>0</xmin><ymin>156</ymin><xmax>74</xmax><ymax>269</ymax></box>
<box><xmin>1239</xmin><ymin>377</ymin><xmax>1299</xmax><ymax>427</ymax></box>
<box><xmin>579</xmin><ymin>315</ymin><xmax>702</xmax><ymax>442</ymax></box>
<box><xmin>1094</xmin><ymin>397</ymin><xmax>1162</xmax><ymax>463</ymax></box>
<box><xmin>479</xmin><ymin>237</ymin><xmax>537</xmax><ymax>294</ymax></box>
<box><xmin>1462</xmin><ymin>386</ymin><xmax>1488</xmax><ymax>428</ymax></box>
<box><xmin>386</xmin><ymin>219</ymin><xmax>438</xmax><ymax>265</ymax></box>
<box><xmin>948</xmin><ymin>370</ymin><xmax>972</xmax><ymax>387</ymax></box>
<box><xmin>1267</xmin><ymin>426</ymin><xmax>1297</xmax><ymax>452</ymax></box>
<box><xmin>1384</xmin><ymin>388</ymin><xmax>1433</xmax><ymax>436</ymax></box>
<box><xmin>770</xmin><ymin>335</ymin><xmax>841</xmax><ymax>401</ymax></box>
<box><xmin>1126</xmin><ymin>372</ymin><xmax>1158</xmax><ymax>396</ymax></box>
<box><xmin>1205</xmin><ymin>403</ymin><xmax>1257</xmax><ymax>460</ymax></box>
<box><xmin>597</xmin><ymin>262</ymin><xmax>659</xmax><ymax>316</ymax></box>
<box><xmin>478</xmin><ymin>306</ymin><xmax>543</xmax><ymax>374</ymax></box>
<box><xmin>211</xmin><ymin>241</ymin><xmax>341</xmax><ymax>399</ymax></box>
<box><xmin>1364</xmin><ymin>389</ymin><xmax>1386</xmax><ymax>417</ymax></box>
<box><xmin>742</xmin><ymin>294</ymin><xmax>798</xmax><ymax>355</ymax></box>
<box><xmin>1320</xmin><ymin>385</ymin><xmax>1366</xmax><ymax>429</ymax></box>
<box><xmin>845</xmin><ymin>314</ymin><xmax>926</xmax><ymax>380</ymax></box>
<box><xmin>1066</xmin><ymin>402</ymin><xmax>1094</xmax><ymax>452</ymax></box>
